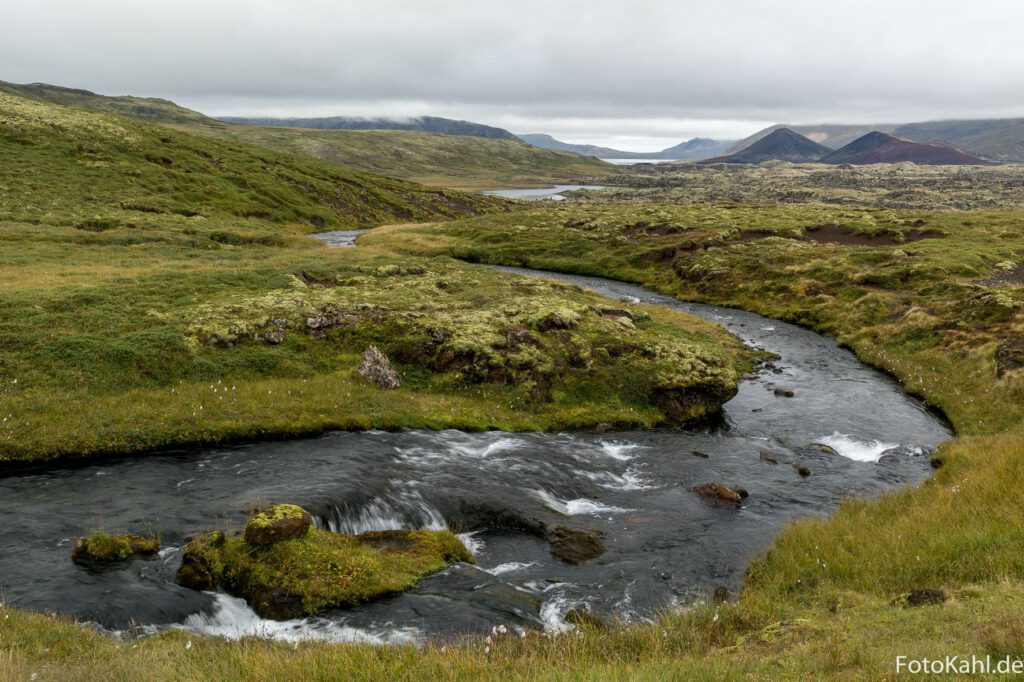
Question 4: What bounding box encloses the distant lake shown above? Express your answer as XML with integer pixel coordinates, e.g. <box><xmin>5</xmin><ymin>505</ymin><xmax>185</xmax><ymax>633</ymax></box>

<box><xmin>600</xmin><ymin>158</ymin><xmax>675</xmax><ymax>165</ymax></box>
<box><xmin>482</xmin><ymin>184</ymin><xmax>607</xmax><ymax>201</ymax></box>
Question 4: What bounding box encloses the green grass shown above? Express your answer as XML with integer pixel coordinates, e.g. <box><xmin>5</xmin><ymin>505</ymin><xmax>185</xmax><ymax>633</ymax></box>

<box><xmin>6</xmin><ymin>580</ymin><xmax>1024</xmax><ymax>680</ymax></box>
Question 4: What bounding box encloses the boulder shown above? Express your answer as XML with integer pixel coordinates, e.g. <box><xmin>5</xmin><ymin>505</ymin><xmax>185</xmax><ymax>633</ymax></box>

<box><xmin>759</xmin><ymin>450</ymin><xmax>779</xmax><ymax>464</ymax></box>
<box><xmin>358</xmin><ymin>345</ymin><xmax>402</xmax><ymax>389</ymax></box>
<box><xmin>178</xmin><ymin>531</ymin><xmax>226</xmax><ymax>590</ymax></box>
<box><xmin>793</xmin><ymin>463</ymin><xmax>812</xmax><ymax>477</ymax></box>
<box><xmin>243</xmin><ymin>504</ymin><xmax>313</xmax><ymax>546</ymax></box>
<box><xmin>546</xmin><ymin>525</ymin><xmax>606</xmax><ymax>565</ymax></box>
<box><xmin>773</xmin><ymin>387</ymin><xmax>795</xmax><ymax>397</ymax></box>
<box><xmin>693</xmin><ymin>482</ymin><xmax>744</xmax><ymax>506</ymax></box>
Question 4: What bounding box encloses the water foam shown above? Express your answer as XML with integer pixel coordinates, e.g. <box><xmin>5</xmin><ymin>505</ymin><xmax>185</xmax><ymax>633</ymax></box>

<box><xmin>458</xmin><ymin>531</ymin><xmax>486</xmax><ymax>556</ymax></box>
<box><xmin>533</xmin><ymin>489</ymin><xmax>631</xmax><ymax>515</ymax></box>
<box><xmin>598</xmin><ymin>441</ymin><xmax>641</xmax><ymax>461</ymax></box>
<box><xmin>321</xmin><ymin>493</ymin><xmax>446</xmax><ymax>534</ymax></box>
<box><xmin>486</xmin><ymin>561</ymin><xmax>537</xmax><ymax>576</ymax></box>
<box><xmin>817</xmin><ymin>433</ymin><xmax>900</xmax><ymax>463</ymax></box>
<box><xmin>182</xmin><ymin>593</ymin><xmax>422</xmax><ymax>644</ymax></box>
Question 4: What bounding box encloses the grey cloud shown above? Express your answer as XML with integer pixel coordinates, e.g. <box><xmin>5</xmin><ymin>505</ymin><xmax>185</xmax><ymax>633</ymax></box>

<box><xmin>4</xmin><ymin>0</ymin><xmax>1023</xmax><ymax>149</ymax></box>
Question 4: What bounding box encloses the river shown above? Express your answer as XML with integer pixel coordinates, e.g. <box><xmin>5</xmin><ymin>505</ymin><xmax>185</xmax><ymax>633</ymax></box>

<box><xmin>0</xmin><ymin>259</ymin><xmax>950</xmax><ymax>645</ymax></box>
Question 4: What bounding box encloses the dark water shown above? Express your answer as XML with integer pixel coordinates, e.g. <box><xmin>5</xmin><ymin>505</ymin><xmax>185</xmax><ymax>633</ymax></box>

<box><xmin>310</xmin><ymin>229</ymin><xmax>367</xmax><ymax>247</ymax></box>
<box><xmin>0</xmin><ymin>267</ymin><xmax>950</xmax><ymax>644</ymax></box>
<box><xmin>481</xmin><ymin>185</ymin><xmax>607</xmax><ymax>201</ymax></box>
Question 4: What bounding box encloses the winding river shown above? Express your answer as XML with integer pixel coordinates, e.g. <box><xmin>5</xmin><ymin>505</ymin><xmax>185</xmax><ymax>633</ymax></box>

<box><xmin>0</xmin><ymin>258</ymin><xmax>950</xmax><ymax>645</ymax></box>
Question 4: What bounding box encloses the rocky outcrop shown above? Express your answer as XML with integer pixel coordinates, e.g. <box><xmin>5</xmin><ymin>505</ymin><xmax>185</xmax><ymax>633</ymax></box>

<box><xmin>358</xmin><ymin>345</ymin><xmax>402</xmax><ymax>389</ymax></box>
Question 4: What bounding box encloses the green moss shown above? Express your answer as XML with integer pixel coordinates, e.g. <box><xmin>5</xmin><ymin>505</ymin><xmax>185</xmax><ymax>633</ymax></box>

<box><xmin>180</xmin><ymin>509</ymin><xmax>472</xmax><ymax>619</ymax></box>
<box><xmin>70</xmin><ymin>531</ymin><xmax>160</xmax><ymax>565</ymax></box>
<box><xmin>246</xmin><ymin>503</ymin><xmax>309</xmax><ymax>530</ymax></box>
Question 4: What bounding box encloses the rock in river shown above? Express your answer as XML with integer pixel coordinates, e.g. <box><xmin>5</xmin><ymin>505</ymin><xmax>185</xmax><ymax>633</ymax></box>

<box><xmin>243</xmin><ymin>504</ymin><xmax>313</xmax><ymax>546</ymax></box>
<box><xmin>693</xmin><ymin>482</ymin><xmax>746</xmax><ymax>506</ymax></box>
<box><xmin>179</xmin><ymin>505</ymin><xmax>472</xmax><ymax>620</ymax></box>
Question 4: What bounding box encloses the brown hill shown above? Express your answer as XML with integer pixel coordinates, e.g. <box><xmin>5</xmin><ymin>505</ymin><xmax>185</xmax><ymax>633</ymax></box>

<box><xmin>820</xmin><ymin>132</ymin><xmax>998</xmax><ymax>165</ymax></box>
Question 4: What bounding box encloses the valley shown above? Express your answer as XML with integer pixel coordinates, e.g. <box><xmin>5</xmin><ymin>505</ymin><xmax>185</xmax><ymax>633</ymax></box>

<box><xmin>2</xmin><ymin>77</ymin><xmax>1024</xmax><ymax>682</ymax></box>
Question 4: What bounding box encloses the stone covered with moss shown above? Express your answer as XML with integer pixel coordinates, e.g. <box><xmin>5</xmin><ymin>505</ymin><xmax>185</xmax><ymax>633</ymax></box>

<box><xmin>71</xmin><ymin>531</ymin><xmax>160</xmax><ymax>565</ymax></box>
<box><xmin>179</xmin><ymin>505</ymin><xmax>473</xmax><ymax>619</ymax></box>
<box><xmin>243</xmin><ymin>504</ymin><xmax>313</xmax><ymax>545</ymax></box>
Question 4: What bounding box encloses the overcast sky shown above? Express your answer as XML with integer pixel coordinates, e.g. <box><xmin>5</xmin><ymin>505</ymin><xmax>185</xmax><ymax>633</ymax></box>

<box><xmin>5</xmin><ymin>0</ymin><xmax>1024</xmax><ymax>151</ymax></box>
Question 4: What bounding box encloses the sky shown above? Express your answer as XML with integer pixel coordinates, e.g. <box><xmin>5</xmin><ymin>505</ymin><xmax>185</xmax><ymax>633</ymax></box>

<box><xmin>4</xmin><ymin>0</ymin><xmax>1024</xmax><ymax>152</ymax></box>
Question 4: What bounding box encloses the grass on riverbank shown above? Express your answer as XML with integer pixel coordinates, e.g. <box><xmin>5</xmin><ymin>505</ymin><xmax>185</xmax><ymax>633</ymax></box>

<box><xmin>0</xmin><ymin>221</ymin><xmax>750</xmax><ymax>463</ymax></box>
<box><xmin>6</xmin><ymin>577</ymin><xmax>1024</xmax><ymax>680</ymax></box>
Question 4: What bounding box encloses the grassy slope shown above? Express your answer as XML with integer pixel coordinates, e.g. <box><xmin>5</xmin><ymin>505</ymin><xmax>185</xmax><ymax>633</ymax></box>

<box><xmin>0</xmin><ymin>91</ymin><xmax>502</xmax><ymax>231</ymax></box>
<box><xmin>0</xmin><ymin>80</ymin><xmax>613</xmax><ymax>189</ymax></box>
<box><xmin>176</xmin><ymin>122</ymin><xmax>614</xmax><ymax>189</ymax></box>
<box><xmin>0</xmin><ymin>79</ymin><xmax>211</xmax><ymax>124</ymax></box>
<box><xmin>0</xmin><ymin>92</ymin><xmax>748</xmax><ymax>463</ymax></box>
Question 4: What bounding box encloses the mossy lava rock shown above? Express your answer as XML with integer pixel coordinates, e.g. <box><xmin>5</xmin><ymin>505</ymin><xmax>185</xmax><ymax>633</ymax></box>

<box><xmin>179</xmin><ymin>505</ymin><xmax>473</xmax><ymax>619</ymax></box>
<box><xmin>243</xmin><ymin>504</ymin><xmax>313</xmax><ymax>545</ymax></box>
<box><xmin>71</xmin><ymin>531</ymin><xmax>160</xmax><ymax>566</ymax></box>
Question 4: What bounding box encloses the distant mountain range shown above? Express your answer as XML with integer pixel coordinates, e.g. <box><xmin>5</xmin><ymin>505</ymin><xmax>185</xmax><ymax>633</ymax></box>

<box><xmin>701</xmin><ymin>128</ymin><xmax>832</xmax><ymax>164</ymax></box>
<box><xmin>705</xmin><ymin>128</ymin><xmax>994</xmax><ymax>166</ymax></box>
<box><xmin>517</xmin><ymin>134</ymin><xmax>735</xmax><ymax>161</ymax></box>
<box><xmin>218</xmin><ymin>115</ymin><xmax>519</xmax><ymax>140</ymax></box>
<box><xmin>9</xmin><ymin>79</ymin><xmax>1020</xmax><ymax>164</ymax></box>
<box><xmin>732</xmin><ymin>119</ymin><xmax>1024</xmax><ymax>163</ymax></box>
